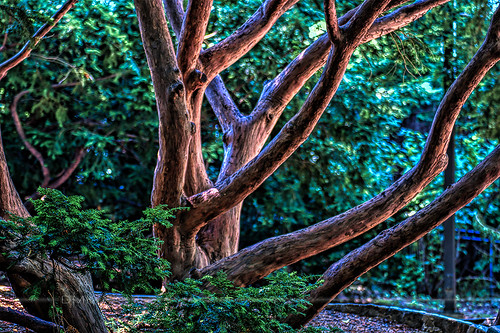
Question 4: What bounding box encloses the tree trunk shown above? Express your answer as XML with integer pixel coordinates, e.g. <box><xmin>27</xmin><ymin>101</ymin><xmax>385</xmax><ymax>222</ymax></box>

<box><xmin>0</xmin><ymin>128</ymin><xmax>108</xmax><ymax>333</ymax></box>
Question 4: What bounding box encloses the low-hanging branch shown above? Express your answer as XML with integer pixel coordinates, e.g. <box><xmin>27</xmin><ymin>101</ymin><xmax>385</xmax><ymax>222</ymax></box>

<box><xmin>286</xmin><ymin>144</ymin><xmax>500</xmax><ymax>327</ymax></box>
<box><xmin>0</xmin><ymin>0</ymin><xmax>79</xmax><ymax>80</ymax></box>
<box><xmin>0</xmin><ymin>306</ymin><xmax>63</xmax><ymax>333</ymax></box>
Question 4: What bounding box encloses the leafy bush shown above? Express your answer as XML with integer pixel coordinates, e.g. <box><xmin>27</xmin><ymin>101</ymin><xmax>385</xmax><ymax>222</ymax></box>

<box><xmin>0</xmin><ymin>189</ymin><xmax>343</xmax><ymax>331</ymax></box>
<box><xmin>124</xmin><ymin>271</ymin><xmax>339</xmax><ymax>333</ymax></box>
<box><xmin>0</xmin><ymin>187</ymin><xmax>175</xmax><ymax>294</ymax></box>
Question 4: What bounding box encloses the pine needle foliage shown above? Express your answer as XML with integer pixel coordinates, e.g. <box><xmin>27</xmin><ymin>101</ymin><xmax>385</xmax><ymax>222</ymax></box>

<box><xmin>0</xmin><ymin>187</ymin><xmax>176</xmax><ymax>294</ymax></box>
<box><xmin>124</xmin><ymin>271</ymin><xmax>340</xmax><ymax>333</ymax></box>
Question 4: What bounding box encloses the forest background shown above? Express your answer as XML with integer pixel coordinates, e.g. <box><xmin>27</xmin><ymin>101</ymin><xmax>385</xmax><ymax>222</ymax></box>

<box><xmin>0</xmin><ymin>0</ymin><xmax>499</xmax><ymax>304</ymax></box>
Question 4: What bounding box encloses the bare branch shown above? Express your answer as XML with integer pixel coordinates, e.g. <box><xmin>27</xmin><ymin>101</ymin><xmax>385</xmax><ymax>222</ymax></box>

<box><xmin>184</xmin><ymin>21</ymin><xmax>367</xmax><ymax>230</ymax></box>
<box><xmin>0</xmin><ymin>306</ymin><xmax>63</xmax><ymax>333</ymax></box>
<box><xmin>252</xmin><ymin>0</ymin><xmax>448</xmax><ymax>128</ymax></box>
<box><xmin>10</xmin><ymin>90</ymin><xmax>51</xmax><ymax>187</ymax></box>
<box><xmin>205</xmin><ymin>76</ymin><xmax>244</xmax><ymax>133</ymax></box>
<box><xmin>176</xmin><ymin>0</ymin><xmax>213</xmax><ymax>79</ymax></box>
<box><xmin>0</xmin><ymin>0</ymin><xmax>79</xmax><ymax>80</ymax></box>
<box><xmin>324</xmin><ymin>0</ymin><xmax>341</xmax><ymax>45</ymax></box>
<box><xmin>287</xmin><ymin>145</ymin><xmax>500</xmax><ymax>327</ymax></box>
<box><xmin>163</xmin><ymin>0</ymin><xmax>185</xmax><ymax>34</ymax></box>
<box><xmin>197</xmin><ymin>12</ymin><xmax>500</xmax><ymax>286</ymax></box>
<box><xmin>200</xmin><ymin>0</ymin><xmax>299</xmax><ymax>80</ymax></box>
<box><xmin>343</xmin><ymin>0</ymin><xmax>392</xmax><ymax>42</ymax></box>
<box><xmin>364</xmin><ymin>0</ymin><xmax>452</xmax><ymax>42</ymax></box>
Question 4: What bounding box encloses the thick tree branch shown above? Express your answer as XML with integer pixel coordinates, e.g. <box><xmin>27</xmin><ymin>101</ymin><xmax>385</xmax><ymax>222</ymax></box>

<box><xmin>364</xmin><ymin>0</ymin><xmax>453</xmax><ymax>42</ymax></box>
<box><xmin>183</xmin><ymin>0</ymin><xmax>393</xmax><ymax>230</ymax></box>
<box><xmin>134</xmin><ymin>0</ymin><xmax>191</xmax><ymax>208</ymax></box>
<box><xmin>162</xmin><ymin>0</ymin><xmax>184</xmax><ymax>35</ymax></box>
<box><xmin>287</xmin><ymin>145</ymin><xmax>500</xmax><ymax>327</ymax></box>
<box><xmin>176</xmin><ymin>0</ymin><xmax>213</xmax><ymax>81</ymax></box>
<box><xmin>200</xmin><ymin>0</ymin><xmax>298</xmax><ymax>80</ymax></box>
<box><xmin>163</xmin><ymin>0</ymin><xmax>244</xmax><ymax>132</ymax></box>
<box><xmin>251</xmin><ymin>0</ymin><xmax>447</xmax><ymax>132</ymax></box>
<box><xmin>0</xmin><ymin>306</ymin><xmax>63</xmax><ymax>333</ymax></box>
<box><xmin>196</xmin><ymin>10</ymin><xmax>500</xmax><ymax>286</ymax></box>
<box><xmin>0</xmin><ymin>0</ymin><xmax>78</xmax><ymax>80</ymax></box>
<box><xmin>324</xmin><ymin>0</ymin><xmax>341</xmax><ymax>45</ymax></box>
<box><xmin>342</xmin><ymin>0</ymin><xmax>392</xmax><ymax>42</ymax></box>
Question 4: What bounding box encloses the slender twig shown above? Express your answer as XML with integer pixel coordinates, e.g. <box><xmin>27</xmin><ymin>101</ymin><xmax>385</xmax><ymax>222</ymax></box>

<box><xmin>10</xmin><ymin>74</ymin><xmax>118</xmax><ymax>192</ymax></box>
<box><xmin>0</xmin><ymin>18</ymin><xmax>10</xmax><ymax>52</ymax></box>
<box><xmin>0</xmin><ymin>0</ymin><xmax>79</xmax><ymax>80</ymax></box>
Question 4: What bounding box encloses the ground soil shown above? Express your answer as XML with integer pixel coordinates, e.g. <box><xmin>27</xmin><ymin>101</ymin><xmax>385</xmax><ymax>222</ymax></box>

<box><xmin>0</xmin><ymin>284</ymin><xmax>495</xmax><ymax>332</ymax></box>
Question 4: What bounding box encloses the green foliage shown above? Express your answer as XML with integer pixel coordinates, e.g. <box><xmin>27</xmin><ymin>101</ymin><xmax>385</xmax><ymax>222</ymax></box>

<box><xmin>0</xmin><ymin>188</ymin><xmax>176</xmax><ymax>294</ymax></box>
<box><xmin>125</xmin><ymin>271</ymin><xmax>335</xmax><ymax>333</ymax></box>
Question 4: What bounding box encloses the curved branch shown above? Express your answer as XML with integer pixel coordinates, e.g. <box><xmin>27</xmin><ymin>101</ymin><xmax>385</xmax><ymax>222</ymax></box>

<box><xmin>0</xmin><ymin>306</ymin><xmax>63</xmax><ymax>333</ymax></box>
<box><xmin>0</xmin><ymin>0</ymin><xmax>79</xmax><ymax>80</ymax></box>
<box><xmin>185</xmin><ymin>0</ymin><xmax>448</xmax><ymax>228</ymax></box>
<box><xmin>9</xmin><ymin>75</ymin><xmax>118</xmax><ymax>193</ymax></box>
<box><xmin>10</xmin><ymin>90</ymin><xmax>51</xmax><ymax>187</ymax></box>
<box><xmin>251</xmin><ymin>0</ymin><xmax>446</xmax><ymax>128</ymax></box>
<box><xmin>48</xmin><ymin>147</ymin><xmax>86</xmax><ymax>189</ymax></box>
<box><xmin>287</xmin><ymin>145</ymin><xmax>500</xmax><ymax>327</ymax></box>
<box><xmin>200</xmin><ymin>0</ymin><xmax>298</xmax><ymax>80</ymax></box>
<box><xmin>197</xmin><ymin>12</ymin><xmax>500</xmax><ymax>286</ymax></box>
<box><xmin>184</xmin><ymin>0</ymin><xmax>394</xmax><ymax>229</ymax></box>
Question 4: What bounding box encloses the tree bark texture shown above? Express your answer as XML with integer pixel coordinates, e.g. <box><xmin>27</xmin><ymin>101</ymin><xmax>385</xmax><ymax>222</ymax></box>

<box><xmin>0</xmin><ymin>252</ymin><xmax>108</xmax><ymax>333</ymax></box>
<box><xmin>1</xmin><ymin>130</ymin><xmax>107</xmax><ymax>331</ymax></box>
<box><xmin>287</xmin><ymin>144</ymin><xmax>500</xmax><ymax>327</ymax></box>
<box><xmin>0</xmin><ymin>306</ymin><xmax>63</xmax><ymax>333</ymax></box>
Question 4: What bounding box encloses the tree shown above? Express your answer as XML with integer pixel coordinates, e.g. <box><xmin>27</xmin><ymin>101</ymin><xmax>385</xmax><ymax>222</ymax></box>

<box><xmin>0</xmin><ymin>0</ymin><xmax>499</xmax><ymax>332</ymax></box>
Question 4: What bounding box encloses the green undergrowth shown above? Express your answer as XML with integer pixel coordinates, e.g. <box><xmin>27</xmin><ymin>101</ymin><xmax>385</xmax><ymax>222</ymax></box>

<box><xmin>122</xmin><ymin>271</ymin><xmax>341</xmax><ymax>333</ymax></box>
<box><xmin>0</xmin><ymin>188</ymin><xmax>343</xmax><ymax>332</ymax></box>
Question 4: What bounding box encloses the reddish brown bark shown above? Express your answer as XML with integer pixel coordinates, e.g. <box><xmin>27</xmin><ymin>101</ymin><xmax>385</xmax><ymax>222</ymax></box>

<box><xmin>287</xmin><ymin>144</ymin><xmax>500</xmax><ymax>327</ymax></box>
<box><xmin>151</xmin><ymin>0</ymin><xmax>454</xmax><ymax>278</ymax></box>
<box><xmin>197</xmin><ymin>3</ymin><xmax>500</xmax><ymax>287</ymax></box>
